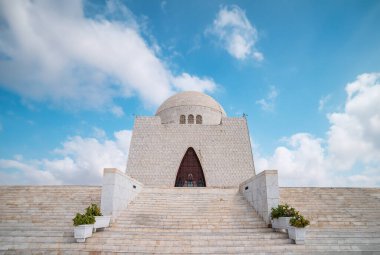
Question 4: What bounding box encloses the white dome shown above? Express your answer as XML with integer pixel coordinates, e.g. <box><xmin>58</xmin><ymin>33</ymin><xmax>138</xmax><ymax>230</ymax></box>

<box><xmin>156</xmin><ymin>91</ymin><xmax>226</xmax><ymax>125</ymax></box>
<box><xmin>156</xmin><ymin>91</ymin><xmax>226</xmax><ymax>116</ymax></box>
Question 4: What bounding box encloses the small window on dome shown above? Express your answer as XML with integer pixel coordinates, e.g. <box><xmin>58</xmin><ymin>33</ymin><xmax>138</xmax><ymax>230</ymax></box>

<box><xmin>196</xmin><ymin>115</ymin><xmax>202</xmax><ymax>124</ymax></box>
<box><xmin>188</xmin><ymin>114</ymin><xmax>194</xmax><ymax>124</ymax></box>
<box><xmin>180</xmin><ymin>115</ymin><xmax>186</xmax><ymax>124</ymax></box>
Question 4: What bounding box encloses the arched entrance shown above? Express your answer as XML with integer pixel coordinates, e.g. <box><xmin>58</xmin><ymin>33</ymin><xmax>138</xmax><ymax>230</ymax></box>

<box><xmin>175</xmin><ymin>147</ymin><xmax>206</xmax><ymax>187</ymax></box>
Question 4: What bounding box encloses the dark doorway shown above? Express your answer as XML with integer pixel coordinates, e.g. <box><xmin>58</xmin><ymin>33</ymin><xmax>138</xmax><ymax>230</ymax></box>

<box><xmin>175</xmin><ymin>148</ymin><xmax>206</xmax><ymax>187</ymax></box>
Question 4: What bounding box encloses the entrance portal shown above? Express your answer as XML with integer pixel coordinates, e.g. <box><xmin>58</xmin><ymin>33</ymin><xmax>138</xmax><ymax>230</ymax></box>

<box><xmin>175</xmin><ymin>148</ymin><xmax>206</xmax><ymax>187</ymax></box>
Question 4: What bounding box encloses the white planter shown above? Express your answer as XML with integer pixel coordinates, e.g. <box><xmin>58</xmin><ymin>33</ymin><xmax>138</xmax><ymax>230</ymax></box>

<box><xmin>288</xmin><ymin>226</ymin><xmax>307</xmax><ymax>244</ymax></box>
<box><xmin>272</xmin><ymin>217</ymin><xmax>291</xmax><ymax>232</ymax></box>
<box><xmin>74</xmin><ymin>224</ymin><xmax>93</xmax><ymax>243</ymax></box>
<box><xmin>94</xmin><ymin>216</ymin><xmax>111</xmax><ymax>232</ymax></box>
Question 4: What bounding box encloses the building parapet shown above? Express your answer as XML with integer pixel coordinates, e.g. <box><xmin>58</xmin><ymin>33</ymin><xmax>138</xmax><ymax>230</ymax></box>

<box><xmin>239</xmin><ymin>170</ymin><xmax>279</xmax><ymax>225</ymax></box>
<box><xmin>100</xmin><ymin>168</ymin><xmax>143</xmax><ymax>221</ymax></box>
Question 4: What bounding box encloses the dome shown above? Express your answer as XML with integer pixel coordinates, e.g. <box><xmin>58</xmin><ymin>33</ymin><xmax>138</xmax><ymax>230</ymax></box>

<box><xmin>156</xmin><ymin>91</ymin><xmax>226</xmax><ymax>116</ymax></box>
<box><xmin>155</xmin><ymin>91</ymin><xmax>226</xmax><ymax>125</ymax></box>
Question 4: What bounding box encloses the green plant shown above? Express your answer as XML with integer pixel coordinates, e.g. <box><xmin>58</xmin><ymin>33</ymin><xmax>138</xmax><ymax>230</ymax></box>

<box><xmin>85</xmin><ymin>203</ymin><xmax>102</xmax><ymax>217</ymax></box>
<box><xmin>72</xmin><ymin>213</ymin><xmax>95</xmax><ymax>226</ymax></box>
<box><xmin>271</xmin><ymin>204</ymin><xmax>299</xmax><ymax>219</ymax></box>
<box><xmin>290</xmin><ymin>214</ymin><xmax>310</xmax><ymax>228</ymax></box>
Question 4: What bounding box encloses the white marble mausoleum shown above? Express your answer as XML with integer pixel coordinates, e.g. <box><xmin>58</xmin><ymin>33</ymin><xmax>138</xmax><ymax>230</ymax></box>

<box><xmin>126</xmin><ymin>91</ymin><xmax>255</xmax><ymax>187</ymax></box>
<box><xmin>1</xmin><ymin>91</ymin><xmax>379</xmax><ymax>254</ymax></box>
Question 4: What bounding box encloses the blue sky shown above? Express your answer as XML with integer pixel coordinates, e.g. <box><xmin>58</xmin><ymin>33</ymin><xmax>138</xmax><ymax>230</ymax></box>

<box><xmin>0</xmin><ymin>0</ymin><xmax>379</xmax><ymax>186</ymax></box>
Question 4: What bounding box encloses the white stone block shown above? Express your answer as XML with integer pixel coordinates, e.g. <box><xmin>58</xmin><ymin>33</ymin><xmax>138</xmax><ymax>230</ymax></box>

<box><xmin>100</xmin><ymin>168</ymin><xmax>143</xmax><ymax>220</ymax></box>
<box><xmin>239</xmin><ymin>170</ymin><xmax>279</xmax><ymax>225</ymax></box>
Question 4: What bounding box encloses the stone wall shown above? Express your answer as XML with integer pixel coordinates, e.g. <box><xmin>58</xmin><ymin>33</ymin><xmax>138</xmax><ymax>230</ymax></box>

<box><xmin>100</xmin><ymin>168</ymin><xmax>143</xmax><ymax>220</ymax></box>
<box><xmin>239</xmin><ymin>170</ymin><xmax>279</xmax><ymax>225</ymax></box>
<box><xmin>157</xmin><ymin>105</ymin><xmax>224</xmax><ymax>125</ymax></box>
<box><xmin>126</xmin><ymin>116</ymin><xmax>255</xmax><ymax>187</ymax></box>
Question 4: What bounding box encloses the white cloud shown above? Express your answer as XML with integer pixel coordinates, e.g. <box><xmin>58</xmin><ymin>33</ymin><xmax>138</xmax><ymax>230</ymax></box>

<box><xmin>13</xmin><ymin>154</ymin><xmax>23</xmax><ymax>161</ymax></box>
<box><xmin>92</xmin><ymin>127</ymin><xmax>107</xmax><ymax>139</ymax></box>
<box><xmin>318</xmin><ymin>94</ymin><xmax>331</xmax><ymax>111</ymax></box>
<box><xmin>207</xmin><ymin>5</ymin><xmax>263</xmax><ymax>61</ymax></box>
<box><xmin>327</xmin><ymin>73</ymin><xmax>380</xmax><ymax>170</ymax></box>
<box><xmin>256</xmin><ymin>133</ymin><xmax>330</xmax><ymax>187</ymax></box>
<box><xmin>256</xmin><ymin>73</ymin><xmax>380</xmax><ymax>187</ymax></box>
<box><xmin>110</xmin><ymin>105</ymin><xmax>125</xmax><ymax>117</ymax></box>
<box><xmin>253</xmin><ymin>52</ymin><xmax>264</xmax><ymax>62</ymax></box>
<box><xmin>0</xmin><ymin>129</ymin><xmax>132</xmax><ymax>185</ymax></box>
<box><xmin>172</xmin><ymin>73</ymin><xmax>217</xmax><ymax>92</ymax></box>
<box><xmin>256</xmin><ymin>86</ymin><xmax>278</xmax><ymax>111</ymax></box>
<box><xmin>160</xmin><ymin>1</ymin><xmax>167</xmax><ymax>12</ymax></box>
<box><xmin>0</xmin><ymin>1</ymin><xmax>216</xmax><ymax>113</ymax></box>
<box><xmin>0</xmin><ymin>159</ymin><xmax>59</xmax><ymax>185</ymax></box>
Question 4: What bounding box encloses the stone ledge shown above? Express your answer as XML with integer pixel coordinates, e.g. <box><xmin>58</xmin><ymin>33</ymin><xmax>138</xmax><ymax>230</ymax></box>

<box><xmin>103</xmin><ymin>168</ymin><xmax>143</xmax><ymax>186</ymax></box>
<box><xmin>239</xmin><ymin>170</ymin><xmax>278</xmax><ymax>188</ymax></box>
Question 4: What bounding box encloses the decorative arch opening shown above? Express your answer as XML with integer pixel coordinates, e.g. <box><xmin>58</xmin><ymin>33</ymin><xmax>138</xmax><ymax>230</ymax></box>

<box><xmin>196</xmin><ymin>115</ymin><xmax>202</xmax><ymax>124</ymax></box>
<box><xmin>175</xmin><ymin>148</ymin><xmax>206</xmax><ymax>187</ymax></box>
<box><xmin>188</xmin><ymin>114</ymin><xmax>194</xmax><ymax>124</ymax></box>
<box><xmin>179</xmin><ymin>115</ymin><xmax>186</xmax><ymax>124</ymax></box>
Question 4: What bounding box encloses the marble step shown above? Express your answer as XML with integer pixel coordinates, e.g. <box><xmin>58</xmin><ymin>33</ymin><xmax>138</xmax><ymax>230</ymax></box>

<box><xmin>2</xmin><ymin>243</ymin><xmax>380</xmax><ymax>253</ymax></box>
<box><xmin>1</xmin><ymin>185</ymin><xmax>379</xmax><ymax>254</ymax></box>
<box><xmin>87</xmin><ymin>231</ymin><xmax>287</xmax><ymax>239</ymax></box>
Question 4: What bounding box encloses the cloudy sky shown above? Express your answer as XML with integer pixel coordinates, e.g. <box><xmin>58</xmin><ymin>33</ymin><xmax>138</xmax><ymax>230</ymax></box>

<box><xmin>0</xmin><ymin>0</ymin><xmax>379</xmax><ymax>186</ymax></box>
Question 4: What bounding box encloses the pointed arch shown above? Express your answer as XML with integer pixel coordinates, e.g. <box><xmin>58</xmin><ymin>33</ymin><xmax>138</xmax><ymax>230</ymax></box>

<box><xmin>179</xmin><ymin>115</ymin><xmax>186</xmax><ymax>124</ymax></box>
<box><xmin>196</xmin><ymin>115</ymin><xmax>202</xmax><ymax>124</ymax></box>
<box><xmin>175</xmin><ymin>147</ymin><xmax>206</xmax><ymax>187</ymax></box>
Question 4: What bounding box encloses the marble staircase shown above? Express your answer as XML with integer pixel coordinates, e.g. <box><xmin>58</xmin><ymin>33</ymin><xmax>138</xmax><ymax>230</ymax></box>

<box><xmin>0</xmin><ymin>186</ymin><xmax>101</xmax><ymax>249</ymax></box>
<box><xmin>279</xmin><ymin>187</ymin><xmax>380</xmax><ymax>253</ymax></box>
<box><xmin>0</xmin><ymin>186</ymin><xmax>379</xmax><ymax>254</ymax></box>
<box><xmin>84</xmin><ymin>187</ymin><xmax>291</xmax><ymax>253</ymax></box>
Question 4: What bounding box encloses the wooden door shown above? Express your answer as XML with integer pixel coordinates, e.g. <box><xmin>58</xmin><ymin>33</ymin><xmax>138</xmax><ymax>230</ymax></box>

<box><xmin>175</xmin><ymin>148</ymin><xmax>206</xmax><ymax>187</ymax></box>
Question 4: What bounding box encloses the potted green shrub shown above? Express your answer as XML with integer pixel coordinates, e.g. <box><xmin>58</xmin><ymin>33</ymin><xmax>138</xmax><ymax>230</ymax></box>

<box><xmin>86</xmin><ymin>203</ymin><xmax>111</xmax><ymax>232</ymax></box>
<box><xmin>288</xmin><ymin>214</ymin><xmax>310</xmax><ymax>244</ymax></box>
<box><xmin>72</xmin><ymin>213</ymin><xmax>95</xmax><ymax>242</ymax></box>
<box><xmin>271</xmin><ymin>204</ymin><xmax>298</xmax><ymax>232</ymax></box>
